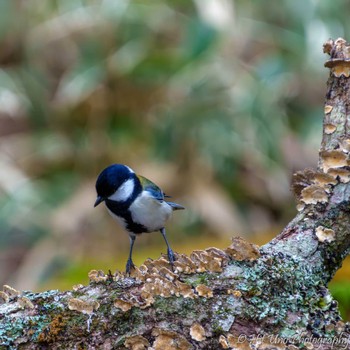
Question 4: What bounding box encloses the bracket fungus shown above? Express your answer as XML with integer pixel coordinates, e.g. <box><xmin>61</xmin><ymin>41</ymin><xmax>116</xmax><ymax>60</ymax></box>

<box><xmin>324</xmin><ymin>123</ymin><xmax>337</xmax><ymax>134</ymax></box>
<box><xmin>174</xmin><ymin>280</ymin><xmax>196</xmax><ymax>299</ymax></box>
<box><xmin>292</xmin><ymin>168</ymin><xmax>341</xmax><ymax>207</ymax></box>
<box><xmin>190</xmin><ymin>322</ymin><xmax>206</xmax><ymax>342</ymax></box>
<box><xmin>18</xmin><ymin>296</ymin><xmax>35</xmax><ymax>310</ymax></box>
<box><xmin>339</xmin><ymin>138</ymin><xmax>350</xmax><ymax>153</ymax></box>
<box><xmin>328</xmin><ymin>168</ymin><xmax>350</xmax><ymax>183</ymax></box>
<box><xmin>324</xmin><ymin>38</ymin><xmax>350</xmax><ymax>77</ymax></box>
<box><xmin>114</xmin><ymin>298</ymin><xmax>134</xmax><ymax>312</ymax></box>
<box><xmin>195</xmin><ymin>284</ymin><xmax>213</xmax><ymax>298</ymax></box>
<box><xmin>300</xmin><ymin>185</ymin><xmax>328</xmax><ymax>205</ymax></box>
<box><xmin>3</xmin><ymin>285</ymin><xmax>20</xmax><ymax>298</ymax></box>
<box><xmin>320</xmin><ymin>150</ymin><xmax>348</xmax><ymax>173</ymax></box>
<box><xmin>100</xmin><ymin>244</ymin><xmax>245</xmax><ymax>311</ymax></box>
<box><xmin>227</xmin><ymin>289</ymin><xmax>242</xmax><ymax>298</ymax></box>
<box><xmin>151</xmin><ymin>328</ymin><xmax>192</xmax><ymax>350</ymax></box>
<box><xmin>313</xmin><ymin>172</ymin><xmax>337</xmax><ymax>186</ymax></box>
<box><xmin>219</xmin><ymin>334</ymin><xmax>251</xmax><ymax>350</ymax></box>
<box><xmin>88</xmin><ymin>269</ymin><xmax>108</xmax><ymax>283</ymax></box>
<box><xmin>190</xmin><ymin>250</ymin><xmax>223</xmax><ymax>273</ymax></box>
<box><xmin>0</xmin><ymin>291</ymin><xmax>9</xmax><ymax>304</ymax></box>
<box><xmin>219</xmin><ymin>335</ymin><xmax>230</xmax><ymax>349</ymax></box>
<box><xmin>72</xmin><ymin>284</ymin><xmax>85</xmax><ymax>291</ymax></box>
<box><xmin>68</xmin><ymin>298</ymin><xmax>100</xmax><ymax>314</ymax></box>
<box><xmin>324</xmin><ymin>105</ymin><xmax>333</xmax><ymax>114</ymax></box>
<box><xmin>225</xmin><ymin>237</ymin><xmax>260</xmax><ymax>261</ymax></box>
<box><xmin>174</xmin><ymin>254</ymin><xmax>197</xmax><ymax>274</ymax></box>
<box><xmin>326</xmin><ymin>60</ymin><xmax>350</xmax><ymax>77</ymax></box>
<box><xmin>315</xmin><ymin>226</ymin><xmax>336</xmax><ymax>243</ymax></box>
<box><xmin>124</xmin><ymin>335</ymin><xmax>150</xmax><ymax>350</ymax></box>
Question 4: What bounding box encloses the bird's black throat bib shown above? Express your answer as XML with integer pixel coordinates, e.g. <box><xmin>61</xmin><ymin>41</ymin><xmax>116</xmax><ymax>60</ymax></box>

<box><xmin>105</xmin><ymin>199</ymin><xmax>147</xmax><ymax>234</ymax></box>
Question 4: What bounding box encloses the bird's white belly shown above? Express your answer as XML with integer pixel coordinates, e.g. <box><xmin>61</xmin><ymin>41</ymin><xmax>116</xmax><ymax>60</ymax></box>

<box><xmin>130</xmin><ymin>192</ymin><xmax>172</xmax><ymax>232</ymax></box>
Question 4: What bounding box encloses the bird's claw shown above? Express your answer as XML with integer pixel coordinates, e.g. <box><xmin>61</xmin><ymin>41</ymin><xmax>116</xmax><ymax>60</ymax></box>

<box><xmin>167</xmin><ymin>248</ymin><xmax>176</xmax><ymax>271</ymax></box>
<box><xmin>125</xmin><ymin>259</ymin><xmax>135</xmax><ymax>276</ymax></box>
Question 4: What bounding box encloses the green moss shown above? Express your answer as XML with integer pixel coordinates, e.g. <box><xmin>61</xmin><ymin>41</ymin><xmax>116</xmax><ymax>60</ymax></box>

<box><xmin>154</xmin><ymin>296</ymin><xmax>190</xmax><ymax>318</ymax></box>
<box><xmin>223</xmin><ymin>251</ymin><xmax>339</xmax><ymax>330</ymax></box>
<box><xmin>107</xmin><ymin>288</ymin><xmax>125</xmax><ymax>300</ymax></box>
<box><xmin>212</xmin><ymin>325</ymin><xmax>225</xmax><ymax>336</ymax></box>
<box><xmin>182</xmin><ymin>271</ymin><xmax>216</xmax><ymax>287</ymax></box>
<box><xmin>104</xmin><ymin>305</ymin><xmax>147</xmax><ymax>337</ymax></box>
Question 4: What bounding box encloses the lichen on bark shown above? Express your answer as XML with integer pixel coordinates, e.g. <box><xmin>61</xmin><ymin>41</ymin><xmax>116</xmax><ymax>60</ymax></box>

<box><xmin>2</xmin><ymin>38</ymin><xmax>350</xmax><ymax>350</ymax></box>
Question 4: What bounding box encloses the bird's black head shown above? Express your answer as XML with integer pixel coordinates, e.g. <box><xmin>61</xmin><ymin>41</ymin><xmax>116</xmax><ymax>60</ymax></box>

<box><xmin>94</xmin><ymin>164</ymin><xmax>135</xmax><ymax>207</ymax></box>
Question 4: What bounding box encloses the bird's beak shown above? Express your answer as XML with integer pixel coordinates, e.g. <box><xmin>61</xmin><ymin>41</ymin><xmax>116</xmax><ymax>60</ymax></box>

<box><xmin>94</xmin><ymin>196</ymin><xmax>104</xmax><ymax>207</ymax></box>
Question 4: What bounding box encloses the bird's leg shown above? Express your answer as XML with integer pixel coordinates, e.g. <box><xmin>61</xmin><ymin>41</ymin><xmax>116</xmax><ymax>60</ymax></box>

<box><xmin>160</xmin><ymin>228</ymin><xmax>176</xmax><ymax>269</ymax></box>
<box><xmin>126</xmin><ymin>235</ymin><xmax>136</xmax><ymax>275</ymax></box>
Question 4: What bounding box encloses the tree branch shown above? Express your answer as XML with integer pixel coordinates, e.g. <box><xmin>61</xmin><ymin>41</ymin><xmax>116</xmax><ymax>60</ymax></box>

<box><xmin>1</xmin><ymin>38</ymin><xmax>350</xmax><ymax>350</ymax></box>
<box><xmin>264</xmin><ymin>38</ymin><xmax>350</xmax><ymax>282</ymax></box>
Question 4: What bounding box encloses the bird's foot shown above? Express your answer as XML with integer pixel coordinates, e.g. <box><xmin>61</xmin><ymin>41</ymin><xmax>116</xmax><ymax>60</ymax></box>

<box><xmin>167</xmin><ymin>248</ymin><xmax>176</xmax><ymax>271</ymax></box>
<box><xmin>125</xmin><ymin>259</ymin><xmax>135</xmax><ymax>276</ymax></box>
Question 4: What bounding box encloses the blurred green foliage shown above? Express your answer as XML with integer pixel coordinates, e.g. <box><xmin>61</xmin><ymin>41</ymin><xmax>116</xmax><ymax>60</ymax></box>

<box><xmin>329</xmin><ymin>281</ymin><xmax>350</xmax><ymax>321</ymax></box>
<box><xmin>0</xmin><ymin>1</ymin><xmax>350</xmax><ymax>319</ymax></box>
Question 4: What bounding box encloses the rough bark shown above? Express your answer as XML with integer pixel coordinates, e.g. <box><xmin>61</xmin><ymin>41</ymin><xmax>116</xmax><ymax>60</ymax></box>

<box><xmin>2</xmin><ymin>38</ymin><xmax>350</xmax><ymax>350</ymax></box>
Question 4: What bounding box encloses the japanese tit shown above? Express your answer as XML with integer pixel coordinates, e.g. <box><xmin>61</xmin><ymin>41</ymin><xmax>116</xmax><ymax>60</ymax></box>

<box><xmin>94</xmin><ymin>164</ymin><xmax>184</xmax><ymax>274</ymax></box>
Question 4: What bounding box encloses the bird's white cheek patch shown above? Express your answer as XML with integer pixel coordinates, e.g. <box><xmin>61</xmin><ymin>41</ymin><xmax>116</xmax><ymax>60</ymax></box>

<box><xmin>108</xmin><ymin>178</ymin><xmax>134</xmax><ymax>202</ymax></box>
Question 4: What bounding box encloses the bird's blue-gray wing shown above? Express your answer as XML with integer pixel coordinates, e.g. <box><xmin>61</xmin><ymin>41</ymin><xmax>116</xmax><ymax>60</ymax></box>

<box><xmin>137</xmin><ymin>175</ymin><xmax>184</xmax><ymax>210</ymax></box>
<box><xmin>166</xmin><ymin>201</ymin><xmax>185</xmax><ymax>210</ymax></box>
<box><xmin>137</xmin><ymin>175</ymin><xmax>164</xmax><ymax>201</ymax></box>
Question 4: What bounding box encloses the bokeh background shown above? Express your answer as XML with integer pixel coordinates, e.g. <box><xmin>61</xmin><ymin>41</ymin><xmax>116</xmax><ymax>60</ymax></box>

<box><xmin>1</xmin><ymin>0</ymin><xmax>350</xmax><ymax>318</ymax></box>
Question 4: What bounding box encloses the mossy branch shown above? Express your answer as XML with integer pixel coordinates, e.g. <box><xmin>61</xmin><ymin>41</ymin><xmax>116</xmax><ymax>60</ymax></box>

<box><xmin>264</xmin><ymin>38</ymin><xmax>350</xmax><ymax>282</ymax></box>
<box><xmin>2</xmin><ymin>39</ymin><xmax>350</xmax><ymax>350</ymax></box>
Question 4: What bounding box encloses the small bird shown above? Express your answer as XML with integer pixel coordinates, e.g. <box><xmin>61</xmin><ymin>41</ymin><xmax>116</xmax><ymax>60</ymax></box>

<box><xmin>94</xmin><ymin>164</ymin><xmax>184</xmax><ymax>274</ymax></box>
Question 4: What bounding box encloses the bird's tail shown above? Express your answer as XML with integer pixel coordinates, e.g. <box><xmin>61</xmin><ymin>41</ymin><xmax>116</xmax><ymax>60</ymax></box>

<box><xmin>166</xmin><ymin>201</ymin><xmax>185</xmax><ymax>210</ymax></box>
